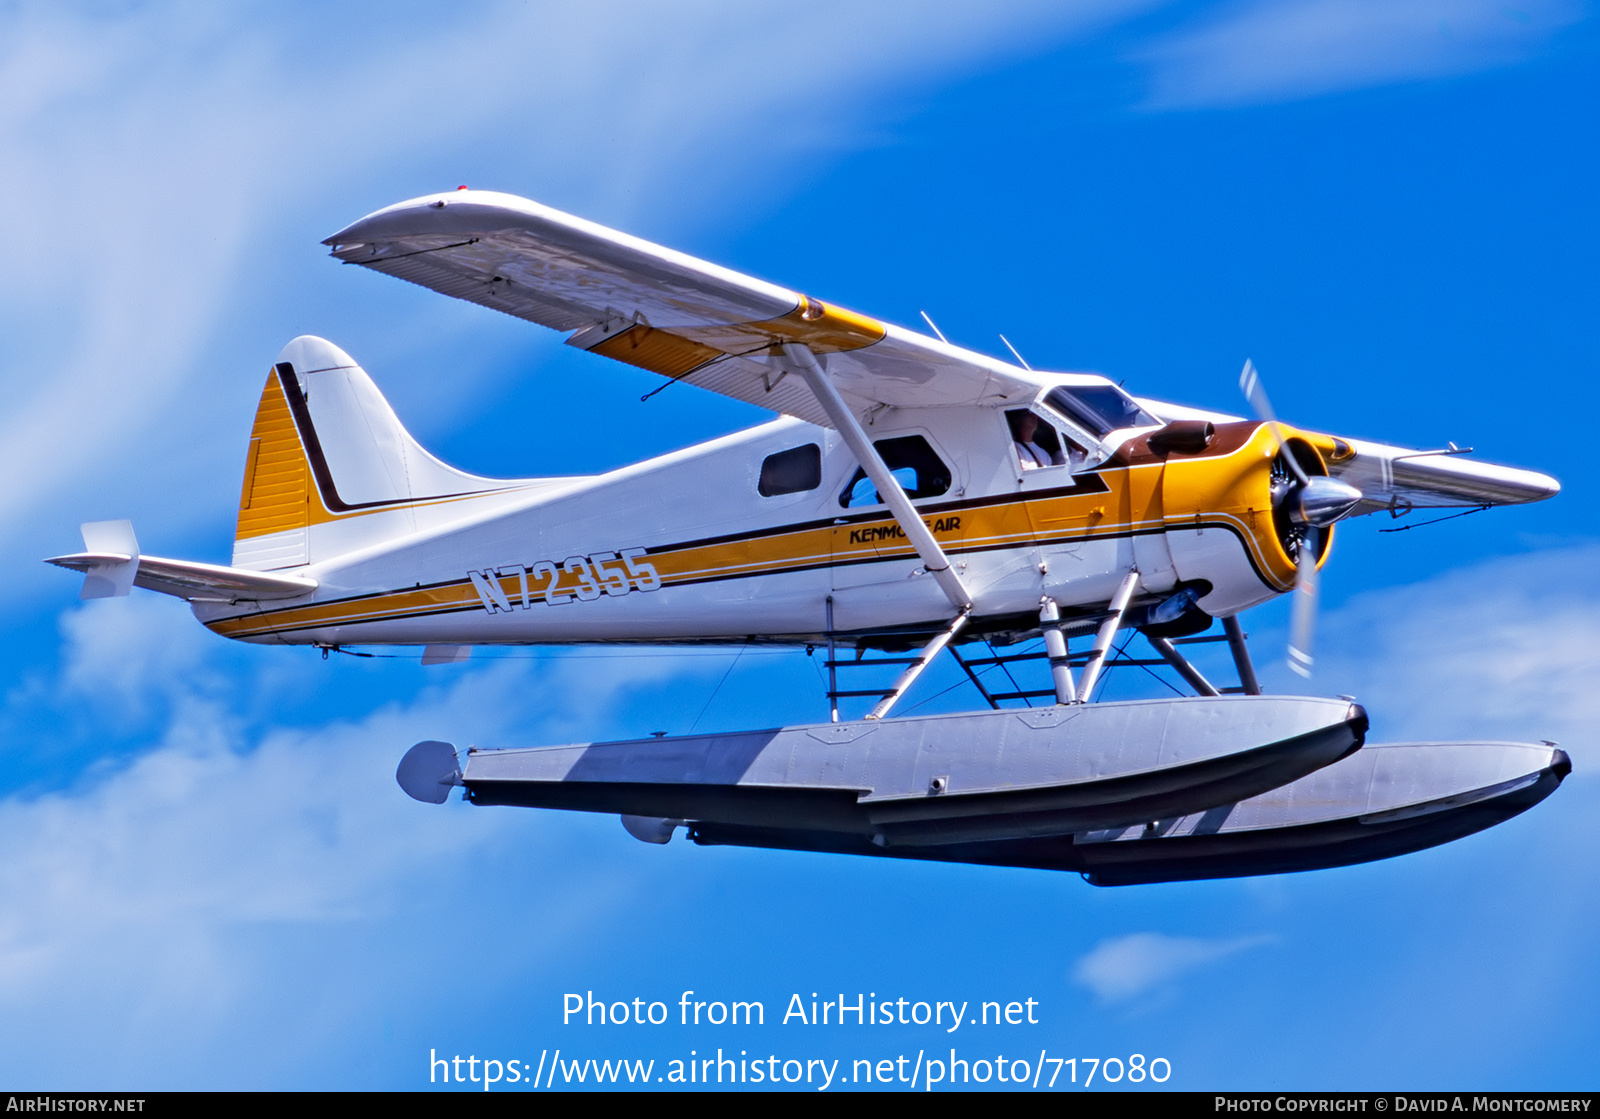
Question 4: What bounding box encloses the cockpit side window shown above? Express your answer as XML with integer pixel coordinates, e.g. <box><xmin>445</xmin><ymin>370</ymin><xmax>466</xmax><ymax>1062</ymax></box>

<box><xmin>1007</xmin><ymin>408</ymin><xmax>1085</xmax><ymax>473</ymax></box>
<box><xmin>758</xmin><ymin>444</ymin><xmax>822</xmax><ymax>497</ymax></box>
<box><xmin>839</xmin><ymin>435</ymin><xmax>952</xmax><ymax>508</ymax></box>
<box><xmin>1008</xmin><ymin>408</ymin><xmax>1091</xmax><ymax>473</ymax></box>
<box><xmin>1044</xmin><ymin>385</ymin><xmax>1159</xmax><ymax>438</ymax></box>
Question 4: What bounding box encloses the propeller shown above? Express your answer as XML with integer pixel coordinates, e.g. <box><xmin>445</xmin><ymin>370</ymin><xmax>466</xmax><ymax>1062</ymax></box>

<box><xmin>1288</xmin><ymin>525</ymin><xmax>1319</xmax><ymax>678</ymax></box>
<box><xmin>1238</xmin><ymin>361</ymin><xmax>1362</xmax><ymax>677</ymax></box>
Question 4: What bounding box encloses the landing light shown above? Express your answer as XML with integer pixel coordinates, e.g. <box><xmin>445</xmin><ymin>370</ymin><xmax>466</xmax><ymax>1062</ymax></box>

<box><xmin>1149</xmin><ymin>588</ymin><xmax>1199</xmax><ymax>626</ymax></box>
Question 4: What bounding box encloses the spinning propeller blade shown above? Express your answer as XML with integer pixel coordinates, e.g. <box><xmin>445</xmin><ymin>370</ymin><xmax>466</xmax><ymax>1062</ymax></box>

<box><xmin>1239</xmin><ymin>360</ymin><xmax>1309</xmax><ymax>487</ymax></box>
<box><xmin>1289</xmin><ymin>526</ymin><xmax>1319</xmax><ymax>677</ymax></box>
<box><xmin>1238</xmin><ymin>361</ymin><xmax>1361</xmax><ymax>678</ymax></box>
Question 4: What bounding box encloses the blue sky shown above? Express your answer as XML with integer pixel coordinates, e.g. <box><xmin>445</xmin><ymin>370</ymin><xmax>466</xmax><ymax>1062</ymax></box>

<box><xmin>0</xmin><ymin>0</ymin><xmax>1596</xmax><ymax>1092</ymax></box>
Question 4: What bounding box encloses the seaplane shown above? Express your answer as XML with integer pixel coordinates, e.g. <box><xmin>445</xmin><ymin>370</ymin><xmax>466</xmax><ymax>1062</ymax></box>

<box><xmin>49</xmin><ymin>188</ymin><xmax>1568</xmax><ymax>885</ymax></box>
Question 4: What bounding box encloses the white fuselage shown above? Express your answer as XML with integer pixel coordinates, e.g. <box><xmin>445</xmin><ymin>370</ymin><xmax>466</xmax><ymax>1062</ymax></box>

<box><xmin>196</xmin><ymin>407</ymin><xmax>1294</xmax><ymax>648</ymax></box>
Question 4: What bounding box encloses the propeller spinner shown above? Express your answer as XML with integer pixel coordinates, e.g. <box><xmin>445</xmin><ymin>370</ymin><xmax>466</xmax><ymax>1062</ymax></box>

<box><xmin>1238</xmin><ymin>360</ymin><xmax>1363</xmax><ymax>676</ymax></box>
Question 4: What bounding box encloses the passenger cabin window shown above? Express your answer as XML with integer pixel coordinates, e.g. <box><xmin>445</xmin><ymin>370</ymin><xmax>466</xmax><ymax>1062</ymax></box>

<box><xmin>758</xmin><ymin>444</ymin><xmax>822</xmax><ymax>497</ymax></box>
<box><xmin>839</xmin><ymin>435</ymin><xmax>952</xmax><ymax>508</ymax></box>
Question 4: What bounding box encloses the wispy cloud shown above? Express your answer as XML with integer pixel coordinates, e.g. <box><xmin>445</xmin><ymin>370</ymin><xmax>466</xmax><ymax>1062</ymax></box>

<box><xmin>0</xmin><ymin>0</ymin><xmax>1148</xmax><ymax>584</ymax></box>
<box><xmin>1072</xmin><ymin>932</ymin><xmax>1273</xmax><ymax>1003</ymax></box>
<box><xmin>1139</xmin><ymin>0</ymin><xmax>1587</xmax><ymax>109</ymax></box>
<box><xmin>0</xmin><ymin>605</ymin><xmax>717</xmax><ymax>1085</ymax></box>
<box><xmin>56</xmin><ymin>593</ymin><xmax>220</xmax><ymax>718</ymax></box>
<box><xmin>1316</xmin><ymin>542</ymin><xmax>1600</xmax><ymax>750</ymax></box>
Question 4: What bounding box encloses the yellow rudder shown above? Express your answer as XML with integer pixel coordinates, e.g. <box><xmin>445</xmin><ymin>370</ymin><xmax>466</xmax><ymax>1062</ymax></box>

<box><xmin>232</xmin><ymin>367</ymin><xmax>312</xmax><ymax>568</ymax></box>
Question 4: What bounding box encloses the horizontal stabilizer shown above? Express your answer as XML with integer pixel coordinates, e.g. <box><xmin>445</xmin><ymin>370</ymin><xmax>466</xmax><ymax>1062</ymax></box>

<box><xmin>48</xmin><ymin>546</ymin><xmax>316</xmax><ymax>604</ymax></box>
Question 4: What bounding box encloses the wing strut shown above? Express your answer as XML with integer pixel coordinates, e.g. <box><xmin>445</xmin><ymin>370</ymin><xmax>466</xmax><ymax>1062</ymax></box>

<box><xmin>779</xmin><ymin>343</ymin><xmax>973</xmax><ymax>613</ymax></box>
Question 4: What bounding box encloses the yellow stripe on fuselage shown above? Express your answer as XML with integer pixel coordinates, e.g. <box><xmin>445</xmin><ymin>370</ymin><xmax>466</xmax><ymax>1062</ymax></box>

<box><xmin>206</xmin><ymin>425</ymin><xmax>1304</xmax><ymax>641</ymax></box>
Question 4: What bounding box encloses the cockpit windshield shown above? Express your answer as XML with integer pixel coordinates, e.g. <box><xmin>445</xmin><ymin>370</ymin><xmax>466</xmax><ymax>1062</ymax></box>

<box><xmin>1044</xmin><ymin>385</ymin><xmax>1160</xmax><ymax>439</ymax></box>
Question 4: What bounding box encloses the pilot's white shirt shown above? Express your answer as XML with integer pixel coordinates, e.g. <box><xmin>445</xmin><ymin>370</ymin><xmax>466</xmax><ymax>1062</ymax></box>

<box><xmin>1016</xmin><ymin>440</ymin><xmax>1055</xmax><ymax>469</ymax></box>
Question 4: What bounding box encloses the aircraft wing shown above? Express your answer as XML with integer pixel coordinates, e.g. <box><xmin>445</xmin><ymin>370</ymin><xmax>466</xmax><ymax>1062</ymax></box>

<box><xmin>1137</xmin><ymin>399</ymin><xmax>1559</xmax><ymax>512</ymax></box>
<box><xmin>323</xmin><ymin>190</ymin><xmax>1041</xmax><ymax>427</ymax></box>
<box><xmin>1331</xmin><ymin>437</ymin><xmax>1559</xmax><ymax>513</ymax></box>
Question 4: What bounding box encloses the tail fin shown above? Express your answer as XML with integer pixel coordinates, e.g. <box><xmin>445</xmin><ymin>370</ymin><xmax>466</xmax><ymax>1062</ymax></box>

<box><xmin>233</xmin><ymin>336</ymin><xmax>511</xmax><ymax>570</ymax></box>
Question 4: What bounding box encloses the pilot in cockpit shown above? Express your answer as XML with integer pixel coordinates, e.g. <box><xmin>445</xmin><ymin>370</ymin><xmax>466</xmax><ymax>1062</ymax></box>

<box><xmin>1008</xmin><ymin>410</ymin><xmax>1065</xmax><ymax>470</ymax></box>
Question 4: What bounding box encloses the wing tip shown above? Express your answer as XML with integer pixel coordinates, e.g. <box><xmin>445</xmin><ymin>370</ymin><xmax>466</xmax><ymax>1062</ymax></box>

<box><xmin>323</xmin><ymin>188</ymin><xmax>543</xmax><ymax>248</ymax></box>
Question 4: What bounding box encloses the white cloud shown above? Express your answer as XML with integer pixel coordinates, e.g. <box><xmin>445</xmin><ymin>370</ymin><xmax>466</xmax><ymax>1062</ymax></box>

<box><xmin>1140</xmin><ymin>0</ymin><xmax>1586</xmax><ymax>109</ymax></box>
<box><xmin>1072</xmin><ymin>931</ymin><xmax>1272</xmax><ymax>1003</ymax></box>
<box><xmin>1315</xmin><ymin>542</ymin><xmax>1600</xmax><ymax>750</ymax></box>
<box><xmin>57</xmin><ymin>593</ymin><xmax>218</xmax><ymax>718</ymax></box>
<box><xmin>0</xmin><ymin>593</ymin><xmax>829</xmax><ymax>1084</ymax></box>
<box><xmin>0</xmin><ymin>622</ymin><xmax>706</xmax><ymax>1084</ymax></box>
<box><xmin>0</xmin><ymin>0</ymin><xmax>1151</xmax><ymax>587</ymax></box>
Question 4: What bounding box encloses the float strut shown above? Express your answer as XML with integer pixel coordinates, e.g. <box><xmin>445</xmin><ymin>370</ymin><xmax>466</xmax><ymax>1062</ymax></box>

<box><xmin>826</xmin><ymin>595</ymin><xmax>840</xmax><ymax>722</ymax></box>
<box><xmin>1224</xmin><ymin>614</ymin><xmax>1262</xmax><ymax>695</ymax></box>
<box><xmin>1076</xmin><ymin>570</ymin><xmax>1140</xmax><ymax>702</ymax></box>
<box><xmin>866</xmin><ymin>610</ymin><xmax>970</xmax><ymax>721</ymax></box>
<box><xmin>1146</xmin><ymin>635</ymin><xmax>1221</xmax><ymax>697</ymax></box>
<box><xmin>1040</xmin><ymin>597</ymin><xmax>1077</xmax><ymax>704</ymax></box>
